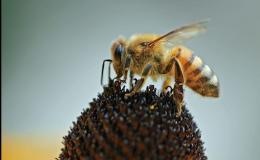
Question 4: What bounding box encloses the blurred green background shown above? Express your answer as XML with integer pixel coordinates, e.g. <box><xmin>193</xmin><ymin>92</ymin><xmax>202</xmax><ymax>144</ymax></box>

<box><xmin>2</xmin><ymin>0</ymin><xmax>260</xmax><ymax>159</ymax></box>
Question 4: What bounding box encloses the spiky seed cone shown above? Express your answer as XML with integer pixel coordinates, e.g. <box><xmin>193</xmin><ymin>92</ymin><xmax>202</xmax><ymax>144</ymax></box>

<box><xmin>58</xmin><ymin>81</ymin><xmax>207</xmax><ymax>160</ymax></box>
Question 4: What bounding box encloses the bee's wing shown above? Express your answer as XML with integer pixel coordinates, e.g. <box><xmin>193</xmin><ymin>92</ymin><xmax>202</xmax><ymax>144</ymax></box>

<box><xmin>148</xmin><ymin>20</ymin><xmax>208</xmax><ymax>50</ymax></box>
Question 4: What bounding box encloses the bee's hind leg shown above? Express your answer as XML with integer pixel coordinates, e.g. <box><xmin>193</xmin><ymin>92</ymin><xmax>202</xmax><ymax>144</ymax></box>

<box><xmin>173</xmin><ymin>58</ymin><xmax>185</xmax><ymax>117</ymax></box>
<box><xmin>124</xmin><ymin>64</ymin><xmax>152</xmax><ymax>98</ymax></box>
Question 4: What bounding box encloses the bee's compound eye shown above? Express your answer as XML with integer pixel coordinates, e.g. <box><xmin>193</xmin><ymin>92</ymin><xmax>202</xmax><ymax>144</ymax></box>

<box><xmin>115</xmin><ymin>44</ymin><xmax>124</xmax><ymax>58</ymax></box>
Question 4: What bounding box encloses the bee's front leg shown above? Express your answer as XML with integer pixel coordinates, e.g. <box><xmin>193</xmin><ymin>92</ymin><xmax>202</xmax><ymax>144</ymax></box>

<box><xmin>124</xmin><ymin>64</ymin><xmax>152</xmax><ymax>98</ymax></box>
<box><xmin>173</xmin><ymin>58</ymin><xmax>185</xmax><ymax>117</ymax></box>
<box><xmin>121</xmin><ymin>55</ymin><xmax>131</xmax><ymax>83</ymax></box>
<box><xmin>129</xmin><ymin>71</ymin><xmax>134</xmax><ymax>89</ymax></box>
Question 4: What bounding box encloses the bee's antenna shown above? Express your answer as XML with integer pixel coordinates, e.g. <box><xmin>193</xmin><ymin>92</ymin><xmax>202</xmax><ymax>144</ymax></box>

<box><xmin>101</xmin><ymin>59</ymin><xmax>112</xmax><ymax>86</ymax></box>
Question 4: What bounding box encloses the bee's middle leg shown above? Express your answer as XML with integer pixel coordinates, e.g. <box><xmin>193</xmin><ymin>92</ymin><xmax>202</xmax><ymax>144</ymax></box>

<box><xmin>162</xmin><ymin>76</ymin><xmax>172</xmax><ymax>93</ymax></box>
<box><xmin>158</xmin><ymin>58</ymin><xmax>185</xmax><ymax>117</ymax></box>
<box><xmin>124</xmin><ymin>64</ymin><xmax>152</xmax><ymax>98</ymax></box>
<box><xmin>158</xmin><ymin>58</ymin><xmax>175</xmax><ymax>93</ymax></box>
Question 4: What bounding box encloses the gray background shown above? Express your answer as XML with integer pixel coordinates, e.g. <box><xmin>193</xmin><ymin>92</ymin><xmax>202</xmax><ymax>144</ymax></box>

<box><xmin>2</xmin><ymin>0</ymin><xmax>260</xmax><ymax>159</ymax></box>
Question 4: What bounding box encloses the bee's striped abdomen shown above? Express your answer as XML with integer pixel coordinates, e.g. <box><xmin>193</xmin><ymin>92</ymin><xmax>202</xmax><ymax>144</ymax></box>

<box><xmin>175</xmin><ymin>47</ymin><xmax>219</xmax><ymax>97</ymax></box>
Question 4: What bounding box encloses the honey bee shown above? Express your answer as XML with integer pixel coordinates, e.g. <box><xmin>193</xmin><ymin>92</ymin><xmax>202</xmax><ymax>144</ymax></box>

<box><xmin>102</xmin><ymin>20</ymin><xmax>219</xmax><ymax>116</ymax></box>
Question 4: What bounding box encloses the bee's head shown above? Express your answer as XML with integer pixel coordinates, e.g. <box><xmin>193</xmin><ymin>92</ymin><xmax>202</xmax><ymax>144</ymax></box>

<box><xmin>111</xmin><ymin>37</ymin><xmax>126</xmax><ymax>78</ymax></box>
